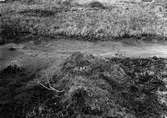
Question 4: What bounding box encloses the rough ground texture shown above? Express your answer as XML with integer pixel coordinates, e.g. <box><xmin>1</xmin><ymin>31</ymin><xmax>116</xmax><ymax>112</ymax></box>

<box><xmin>1</xmin><ymin>1</ymin><xmax>167</xmax><ymax>118</ymax></box>
<box><xmin>0</xmin><ymin>52</ymin><xmax>167</xmax><ymax>118</ymax></box>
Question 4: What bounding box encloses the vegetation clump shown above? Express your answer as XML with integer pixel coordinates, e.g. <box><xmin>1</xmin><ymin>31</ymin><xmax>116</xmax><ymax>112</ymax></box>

<box><xmin>88</xmin><ymin>1</ymin><xmax>106</xmax><ymax>9</ymax></box>
<box><xmin>0</xmin><ymin>52</ymin><xmax>167</xmax><ymax>118</ymax></box>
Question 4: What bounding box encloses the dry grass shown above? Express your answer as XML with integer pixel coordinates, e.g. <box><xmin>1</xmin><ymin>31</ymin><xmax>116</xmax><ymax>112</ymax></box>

<box><xmin>1</xmin><ymin>1</ymin><xmax>167</xmax><ymax>43</ymax></box>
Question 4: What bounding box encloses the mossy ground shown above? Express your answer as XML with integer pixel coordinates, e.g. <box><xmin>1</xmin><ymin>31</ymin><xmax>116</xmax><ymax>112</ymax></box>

<box><xmin>0</xmin><ymin>52</ymin><xmax>167</xmax><ymax>118</ymax></box>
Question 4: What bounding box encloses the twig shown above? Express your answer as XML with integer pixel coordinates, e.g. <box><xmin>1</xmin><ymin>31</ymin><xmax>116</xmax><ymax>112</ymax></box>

<box><xmin>39</xmin><ymin>82</ymin><xmax>64</xmax><ymax>93</ymax></box>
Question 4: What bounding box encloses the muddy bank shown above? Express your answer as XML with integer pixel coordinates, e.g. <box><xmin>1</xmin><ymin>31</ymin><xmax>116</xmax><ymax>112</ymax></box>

<box><xmin>0</xmin><ymin>52</ymin><xmax>167</xmax><ymax>118</ymax></box>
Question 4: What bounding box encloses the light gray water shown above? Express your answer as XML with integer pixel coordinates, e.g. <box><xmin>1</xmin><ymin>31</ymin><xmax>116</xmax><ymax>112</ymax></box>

<box><xmin>1</xmin><ymin>39</ymin><xmax>167</xmax><ymax>68</ymax></box>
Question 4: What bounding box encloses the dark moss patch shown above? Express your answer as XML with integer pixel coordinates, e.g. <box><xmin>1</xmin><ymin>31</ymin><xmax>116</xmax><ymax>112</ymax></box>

<box><xmin>18</xmin><ymin>9</ymin><xmax>56</xmax><ymax>17</ymax></box>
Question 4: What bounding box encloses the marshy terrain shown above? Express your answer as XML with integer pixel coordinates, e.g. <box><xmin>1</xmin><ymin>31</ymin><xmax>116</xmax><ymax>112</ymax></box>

<box><xmin>1</xmin><ymin>0</ymin><xmax>167</xmax><ymax>118</ymax></box>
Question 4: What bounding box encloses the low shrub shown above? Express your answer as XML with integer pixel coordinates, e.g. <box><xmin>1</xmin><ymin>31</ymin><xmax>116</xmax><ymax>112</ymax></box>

<box><xmin>88</xmin><ymin>1</ymin><xmax>106</xmax><ymax>9</ymax></box>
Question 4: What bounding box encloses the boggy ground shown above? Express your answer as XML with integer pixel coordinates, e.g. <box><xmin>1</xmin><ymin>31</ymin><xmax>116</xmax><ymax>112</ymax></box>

<box><xmin>1</xmin><ymin>1</ymin><xmax>167</xmax><ymax>118</ymax></box>
<box><xmin>0</xmin><ymin>52</ymin><xmax>167</xmax><ymax>118</ymax></box>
